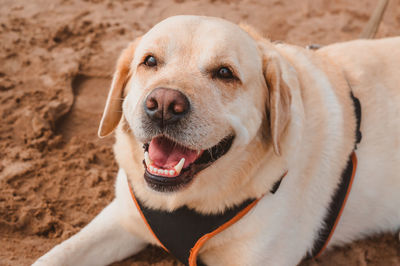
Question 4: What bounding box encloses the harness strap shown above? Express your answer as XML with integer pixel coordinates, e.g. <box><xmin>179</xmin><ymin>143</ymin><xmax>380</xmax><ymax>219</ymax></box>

<box><xmin>128</xmin><ymin>172</ymin><xmax>286</xmax><ymax>266</ymax></box>
<box><xmin>129</xmin><ymin>185</ymin><xmax>257</xmax><ymax>266</ymax></box>
<box><xmin>309</xmin><ymin>92</ymin><xmax>362</xmax><ymax>258</ymax></box>
<box><xmin>310</xmin><ymin>151</ymin><xmax>357</xmax><ymax>258</ymax></box>
<box><xmin>351</xmin><ymin>92</ymin><xmax>362</xmax><ymax>147</ymax></box>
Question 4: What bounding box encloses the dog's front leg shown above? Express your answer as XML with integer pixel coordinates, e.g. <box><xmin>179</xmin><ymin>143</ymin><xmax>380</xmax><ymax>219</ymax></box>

<box><xmin>32</xmin><ymin>199</ymin><xmax>146</xmax><ymax>266</ymax></box>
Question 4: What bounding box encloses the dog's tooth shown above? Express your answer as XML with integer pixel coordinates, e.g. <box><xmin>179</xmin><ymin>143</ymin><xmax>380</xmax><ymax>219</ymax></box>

<box><xmin>157</xmin><ymin>169</ymin><xmax>163</xmax><ymax>175</ymax></box>
<box><xmin>149</xmin><ymin>165</ymin><xmax>154</xmax><ymax>172</ymax></box>
<box><xmin>169</xmin><ymin>170</ymin><xmax>175</xmax><ymax>176</ymax></box>
<box><xmin>164</xmin><ymin>170</ymin><xmax>169</xmax><ymax>175</ymax></box>
<box><xmin>144</xmin><ymin>152</ymin><xmax>152</xmax><ymax>166</ymax></box>
<box><xmin>174</xmin><ymin>158</ymin><xmax>185</xmax><ymax>175</ymax></box>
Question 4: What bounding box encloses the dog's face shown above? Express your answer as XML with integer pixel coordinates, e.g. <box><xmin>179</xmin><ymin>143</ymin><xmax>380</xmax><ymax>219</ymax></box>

<box><xmin>99</xmin><ymin>16</ymin><xmax>293</xmax><ymax>196</ymax></box>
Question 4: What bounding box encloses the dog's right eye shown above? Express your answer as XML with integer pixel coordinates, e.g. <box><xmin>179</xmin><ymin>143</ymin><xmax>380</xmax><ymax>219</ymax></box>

<box><xmin>144</xmin><ymin>55</ymin><xmax>157</xmax><ymax>67</ymax></box>
<box><xmin>217</xmin><ymin>67</ymin><xmax>234</xmax><ymax>79</ymax></box>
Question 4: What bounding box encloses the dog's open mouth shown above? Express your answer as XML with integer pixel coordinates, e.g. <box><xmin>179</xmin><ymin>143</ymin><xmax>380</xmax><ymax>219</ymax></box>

<box><xmin>142</xmin><ymin>135</ymin><xmax>234</xmax><ymax>192</ymax></box>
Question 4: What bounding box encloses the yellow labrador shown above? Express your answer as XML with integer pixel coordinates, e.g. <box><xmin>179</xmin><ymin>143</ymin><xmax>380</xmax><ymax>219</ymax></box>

<box><xmin>33</xmin><ymin>16</ymin><xmax>400</xmax><ymax>266</ymax></box>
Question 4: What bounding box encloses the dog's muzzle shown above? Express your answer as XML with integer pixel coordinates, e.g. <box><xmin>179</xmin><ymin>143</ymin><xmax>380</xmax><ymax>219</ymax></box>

<box><xmin>139</xmin><ymin>87</ymin><xmax>235</xmax><ymax>192</ymax></box>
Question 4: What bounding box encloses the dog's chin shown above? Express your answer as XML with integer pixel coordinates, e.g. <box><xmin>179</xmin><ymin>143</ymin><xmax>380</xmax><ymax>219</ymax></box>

<box><xmin>142</xmin><ymin>134</ymin><xmax>235</xmax><ymax>192</ymax></box>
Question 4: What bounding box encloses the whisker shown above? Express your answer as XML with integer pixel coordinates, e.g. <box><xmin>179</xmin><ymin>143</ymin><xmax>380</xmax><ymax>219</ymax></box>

<box><xmin>208</xmin><ymin>147</ymin><xmax>215</xmax><ymax>161</ymax></box>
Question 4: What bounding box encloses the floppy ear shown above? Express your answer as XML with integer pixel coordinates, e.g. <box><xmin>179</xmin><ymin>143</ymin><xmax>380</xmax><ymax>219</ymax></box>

<box><xmin>263</xmin><ymin>52</ymin><xmax>294</xmax><ymax>156</ymax></box>
<box><xmin>239</xmin><ymin>24</ymin><xmax>295</xmax><ymax>155</ymax></box>
<box><xmin>98</xmin><ymin>38</ymin><xmax>141</xmax><ymax>137</ymax></box>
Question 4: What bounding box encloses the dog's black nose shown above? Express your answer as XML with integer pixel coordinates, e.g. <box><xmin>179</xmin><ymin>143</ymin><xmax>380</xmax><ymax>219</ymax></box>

<box><xmin>144</xmin><ymin>88</ymin><xmax>190</xmax><ymax>127</ymax></box>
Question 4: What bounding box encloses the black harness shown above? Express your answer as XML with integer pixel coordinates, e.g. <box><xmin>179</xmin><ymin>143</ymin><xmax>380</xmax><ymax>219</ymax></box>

<box><xmin>129</xmin><ymin>93</ymin><xmax>362</xmax><ymax>266</ymax></box>
<box><xmin>128</xmin><ymin>178</ymin><xmax>284</xmax><ymax>266</ymax></box>
<box><xmin>133</xmin><ymin>194</ymin><xmax>255</xmax><ymax>266</ymax></box>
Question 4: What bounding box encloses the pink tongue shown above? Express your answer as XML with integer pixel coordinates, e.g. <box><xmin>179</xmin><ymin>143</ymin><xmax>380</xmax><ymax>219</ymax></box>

<box><xmin>148</xmin><ymin>136</ymin><xmax>200</xmax><ymax>169</ymax></box>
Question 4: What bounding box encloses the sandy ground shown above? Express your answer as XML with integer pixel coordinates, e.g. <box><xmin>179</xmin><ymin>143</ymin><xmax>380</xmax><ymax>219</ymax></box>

<box><xmin>1</xmin><ymin>0</ymin><xmax>400</xmax><ymax>265</ymax></box>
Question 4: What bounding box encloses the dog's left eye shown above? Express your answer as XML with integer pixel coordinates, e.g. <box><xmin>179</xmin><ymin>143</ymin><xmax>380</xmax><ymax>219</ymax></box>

<box><xmin>144</xmin><ymin>55</ymin><xmax>157</xmax><ymax>67</ymax></box>
<box><xmin>216</xmin><ymin>67</ymin><xmax>234</xmax><ymax>80</ymax></box>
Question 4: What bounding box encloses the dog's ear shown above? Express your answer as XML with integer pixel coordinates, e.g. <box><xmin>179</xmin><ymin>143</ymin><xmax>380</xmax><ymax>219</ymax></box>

<box><xmin>239</xmin><ymin>24</ymin><xmax>295</xmax><ymax>155</ymax></box>
<box><xmin>98</xmin><ymin>38</ymin><xmax>141</xmax><ymax>137</ymax></box>
<box><xmin>262</xmin><ymin>50</ymin><xmax>294</xmax><ymax>156</ymax></box>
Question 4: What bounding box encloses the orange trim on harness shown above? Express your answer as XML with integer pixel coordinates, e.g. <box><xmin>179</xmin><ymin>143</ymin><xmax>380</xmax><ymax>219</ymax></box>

<box><xmin>188</xmin><ymin>171</ymin><xmax>287</xmax><ymax>265</ymax></box>
<box><xmin>128</xmin><ymin>185</ymin><xmax>168</xmax><ymax>252</ymax></box>
<box><xmin>128</xmin><ymin>172</ymin><xmax>286</xmax><ymax>265</ymax></box>
<box><xmin>314</xmin><ymin>151</ymin><xmax>357</xmax><ymax>258</ymax></box>
<box><xmin>188</xmin><ymin>199</ymin><xmax>260</xmax><ymax>266</ymax></box>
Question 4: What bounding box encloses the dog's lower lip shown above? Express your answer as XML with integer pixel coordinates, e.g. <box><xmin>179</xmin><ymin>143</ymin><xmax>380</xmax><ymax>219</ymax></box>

<box><xmin>142</xmin><ymin>135</ymin><xmax>235</xmax><ymax>192</ymax></box>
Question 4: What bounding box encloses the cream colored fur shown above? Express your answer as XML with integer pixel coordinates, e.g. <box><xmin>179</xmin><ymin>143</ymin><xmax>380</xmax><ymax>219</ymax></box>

<box><xmin>33</xmin><ymin>16</ymin><xmax>400</xmax><ymax>266</ymax></box>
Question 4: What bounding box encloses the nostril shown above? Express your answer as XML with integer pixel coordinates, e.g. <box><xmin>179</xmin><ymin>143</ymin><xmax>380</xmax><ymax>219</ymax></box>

<box><xmin>172</xmin><ymin>102</ymin><xmax>185</xmax><ymax>114</ymax></box>
<box><xmin>146</xmin><ymin>98</ymin><xmax>158</xmax><ymax>111</ymax></box>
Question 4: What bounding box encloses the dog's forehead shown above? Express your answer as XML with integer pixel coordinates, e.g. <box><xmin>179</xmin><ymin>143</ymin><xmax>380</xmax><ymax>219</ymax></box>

<box><xmin>139</xmin><ymin>16</ymin><xmax>260</xmax><ymax>67</ymax></box>
<box><xmin>146</xmin><ymin>15</ymin><xmax>248</xmax><ymax>39</ymax></box>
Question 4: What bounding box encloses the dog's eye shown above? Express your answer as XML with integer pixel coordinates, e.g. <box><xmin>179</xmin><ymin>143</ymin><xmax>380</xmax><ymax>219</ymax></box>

<box><xmin>216</xmin><ymin>67</ymin><xmax>234</xmax><ymax>79</ymax></box>
<box><xmin>144</xmin><ymin>55</ymin><xmax>157</xmax><ymax>67</ymax></box>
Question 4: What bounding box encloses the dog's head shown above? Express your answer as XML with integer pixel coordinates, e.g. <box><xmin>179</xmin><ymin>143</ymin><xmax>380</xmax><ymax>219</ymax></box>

<box><xmin>98</xmin><ymin>16</ymin><xmax>298</xmax><ymax>203</ymax></box>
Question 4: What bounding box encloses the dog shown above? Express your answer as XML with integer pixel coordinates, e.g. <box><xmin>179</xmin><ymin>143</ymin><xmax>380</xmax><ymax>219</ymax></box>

<box><xmin>33</xmin><ymin>15</ymin><xmax>400</xmax><ymax>266</ymax></box>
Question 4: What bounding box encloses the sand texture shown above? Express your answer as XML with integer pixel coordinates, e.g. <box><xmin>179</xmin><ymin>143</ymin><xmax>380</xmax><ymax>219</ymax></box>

<box><xmin>1</xmin><ymin>0</ymin><xmax>400</xmax><ymax>265</ymax></box>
